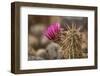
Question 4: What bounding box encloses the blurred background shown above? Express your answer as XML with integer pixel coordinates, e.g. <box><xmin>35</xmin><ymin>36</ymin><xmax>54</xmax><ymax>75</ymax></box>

<box><xmin>28</xmin><ymin>15</ymin><xmax>88</xmax><ymax>60</ymax></box>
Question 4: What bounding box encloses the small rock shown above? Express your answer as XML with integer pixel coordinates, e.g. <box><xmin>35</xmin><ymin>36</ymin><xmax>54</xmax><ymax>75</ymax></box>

<box><xmin>36</xmin><ymin>49</ymin><xmax>48</xmax><ymax>59</ymax></box>
<box><xmin>46</xmin><ymin>42</ymin><xmax>62</xmax><ymax>59</ymax></box>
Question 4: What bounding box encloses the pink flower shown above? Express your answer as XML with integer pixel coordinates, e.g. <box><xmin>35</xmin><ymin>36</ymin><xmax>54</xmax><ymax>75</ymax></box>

<box><xmin>43</xmin><ymin>22</ymin><xmax>61</xmax><ymax>40</ymax></box>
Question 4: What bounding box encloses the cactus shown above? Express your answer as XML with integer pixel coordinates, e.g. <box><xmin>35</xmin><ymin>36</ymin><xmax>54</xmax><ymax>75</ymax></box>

<box><xmin>61</xmin><ymin>23</ymin><xmax>83</xmax><ymax>58</ymax></box>
<box><xmin>43</xmin><ymin>22</ymin><xmax>84</xmax><ymax>59</ymax></box>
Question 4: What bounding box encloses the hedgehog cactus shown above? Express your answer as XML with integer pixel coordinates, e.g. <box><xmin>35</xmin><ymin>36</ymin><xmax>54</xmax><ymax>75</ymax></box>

<box><xmin>43</xmin><ymin>22</ymin><xmax>83</xmax><ymax>59</ymax></box>
<box><xmin>61</xmin><ymin>23</ymin><xmax>83</xmax><ymax>58</ymax></box>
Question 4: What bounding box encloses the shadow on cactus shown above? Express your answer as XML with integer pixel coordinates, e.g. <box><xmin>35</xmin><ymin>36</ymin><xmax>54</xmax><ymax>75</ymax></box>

<box><xmin>43</xmin><ymin>22</ymin><xmax>85</xmax><ymax>59</ymax></box>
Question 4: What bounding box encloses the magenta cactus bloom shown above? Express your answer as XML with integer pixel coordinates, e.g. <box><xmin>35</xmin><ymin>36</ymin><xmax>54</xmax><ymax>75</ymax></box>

<box><xmin>43</xmin><ymin>22</ymin><xmax>61</xmax><ymax>40</ymax></box>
